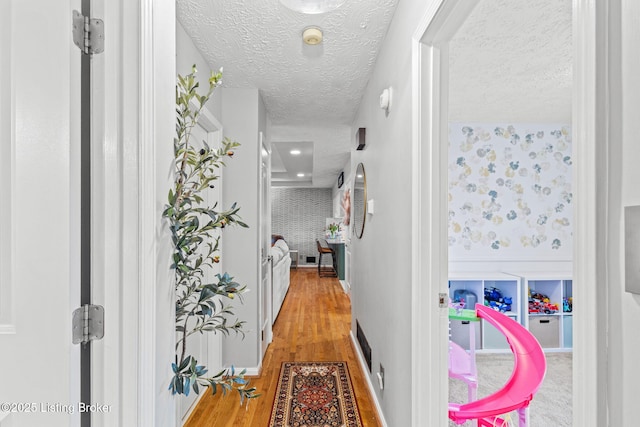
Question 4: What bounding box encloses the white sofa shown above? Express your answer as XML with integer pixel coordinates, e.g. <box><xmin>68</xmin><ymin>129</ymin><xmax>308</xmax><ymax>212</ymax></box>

<box><xmin>270</xmin><ymin>238</ymin><xmax>291</xmax><ymax>321</ymax></box>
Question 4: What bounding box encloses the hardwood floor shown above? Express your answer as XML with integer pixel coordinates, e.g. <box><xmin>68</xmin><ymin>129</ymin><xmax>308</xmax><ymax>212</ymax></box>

<box><xmin>184</xmin><ymin>268</ymin><xmax>383</xmax><ymax>427</ymax></box>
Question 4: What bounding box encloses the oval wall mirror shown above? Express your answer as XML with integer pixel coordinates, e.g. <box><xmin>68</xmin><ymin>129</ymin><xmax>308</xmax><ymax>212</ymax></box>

<box><xmin>353</xmin><ymin>163</ymin><xmax>367</xmax><ymax>239</ymax></box>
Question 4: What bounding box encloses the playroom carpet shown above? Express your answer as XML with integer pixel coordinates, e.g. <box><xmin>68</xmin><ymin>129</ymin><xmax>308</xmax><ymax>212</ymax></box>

<box><xmin>269</xmin><ymin>361</ymin><xmax>363</xmax><ymax>427</ymax></box>
<box><xmin>449</xmin><ymin>352</ymin><xmax>572</xmax><ymax>427</ymax></box>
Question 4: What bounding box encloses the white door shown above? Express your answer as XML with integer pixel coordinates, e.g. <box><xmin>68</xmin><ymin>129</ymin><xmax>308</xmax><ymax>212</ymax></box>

<box><xmin>259</xmin><ymin>133</ymin><xmax>273</xmax><ymax>357</ymax></box>
<box><xmin>0</xmin><ymin>0</ymin><xmax>82</xmax><ymax>426</ymax></box>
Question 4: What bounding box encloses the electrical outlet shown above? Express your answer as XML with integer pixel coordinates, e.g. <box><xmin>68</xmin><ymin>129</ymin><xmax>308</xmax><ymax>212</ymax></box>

<box><xmin>377</xmin><ymin>363</ymin><xmax>385</xmax><ymax>390</ymax></box>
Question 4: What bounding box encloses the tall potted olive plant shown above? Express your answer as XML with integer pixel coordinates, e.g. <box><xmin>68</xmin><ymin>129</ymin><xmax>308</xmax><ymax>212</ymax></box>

<box><xmin>165</xmin><ymin>66</ymin><xmax>257</xmax><ymax>403</ymax></box>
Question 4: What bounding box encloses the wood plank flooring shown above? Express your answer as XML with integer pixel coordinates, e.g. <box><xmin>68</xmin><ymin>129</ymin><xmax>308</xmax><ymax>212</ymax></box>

<box><xmin>184</xmin><ymin>268</ymin><xmax>382</xmax><ymax>427</ymax></box>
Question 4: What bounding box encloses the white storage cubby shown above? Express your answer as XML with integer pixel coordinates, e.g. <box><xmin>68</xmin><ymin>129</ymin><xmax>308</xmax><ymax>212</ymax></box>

<box><xmin>449</xmin><ymin>272</ymin><xmax>573</xmax><ymax>352</ymax></box>
<box><xmin>449</xmin><ymin>273</ymin><xmax>521</xmax><ymax>351</ymax></box>
<box><xmin>509</xmin><ymin>272</ymin><xmax>573</xmax><ymax>350</ymax></box>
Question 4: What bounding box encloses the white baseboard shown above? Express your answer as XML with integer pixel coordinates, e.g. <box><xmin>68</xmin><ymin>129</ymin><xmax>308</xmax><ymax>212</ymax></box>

<box><xmin>232</xmin><ymin>364</ymin><xmax>261</xmax><ymax>377</ymax></box>
<box><xmin>339</xmin><ymin>279</ymin><xmax>346</xmax><ymax>293</ymax></box>
<box><xmin>241</xmin><ymin>367</ymin><xmax>261</xmax><ymax>376</ymax></box>
<box><xmin>180</xmin><ymin>392</ymin><xmax>206</xmax><ymax>425</ymax></box>
<box><xmin>349</xmin><ymin>331</ymin><xmax>388</xmax><ymax>427</ymax></box>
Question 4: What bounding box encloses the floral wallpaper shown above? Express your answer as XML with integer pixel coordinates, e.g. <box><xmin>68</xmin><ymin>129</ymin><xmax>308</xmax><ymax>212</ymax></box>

<box><xmin>448</xmin><ymin>124</ymin><xmax>572</xmax><ymax>259</ymax></box>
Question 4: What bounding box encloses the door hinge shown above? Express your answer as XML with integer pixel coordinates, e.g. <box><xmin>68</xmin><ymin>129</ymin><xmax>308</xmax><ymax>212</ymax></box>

<box><xmin>72</xmin><ymin>10</ymin><xmax>104</xmax><ymax>55</ymax></box>
<box><xmin>72</xmin><ymin>304</ymin><xmax>105</xmax><ymax>345</ymax></box>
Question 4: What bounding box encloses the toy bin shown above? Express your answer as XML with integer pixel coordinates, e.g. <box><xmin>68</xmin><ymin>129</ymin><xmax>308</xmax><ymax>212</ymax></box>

<box><xmin>450</xmin><ymin>319</ymin><xmax>482</xmax><ymax>350</ymax></box>
<box><xmin>482</xmin><ymin>316</ymin><xmax>517</xmax><ymax>350</ymax></box>
<box><xmin>452</xmin><ymin>289</ymin><xmax>478</xmax><ymax>310</ymax></box>
<box><xmin>528</xmin><ymin>315</ymin><xmax>560</xmax><ymax>348</ymax></box>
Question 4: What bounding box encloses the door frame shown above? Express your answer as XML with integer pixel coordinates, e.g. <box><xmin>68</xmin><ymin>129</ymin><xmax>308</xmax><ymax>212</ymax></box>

<box><xmin>92</xmin><ymin>0</ymin><xmax>177</xmax><ymax>426</ymax></box>
<box><xmin>259</xmin><ymin>131</ymin><xmax>273</xmax><ymax>356</ymax></box>
<box><xmin>411</xmin><ymin>0</ymin><xmax>606</xmax><ymax>425</ymax></box>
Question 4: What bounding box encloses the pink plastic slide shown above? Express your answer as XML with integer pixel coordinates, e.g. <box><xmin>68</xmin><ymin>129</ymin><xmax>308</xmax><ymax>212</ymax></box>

<box><xmin>448</xmin><ymin>304</ymin><xmax>547</xmax><ymax>426</ymax></box>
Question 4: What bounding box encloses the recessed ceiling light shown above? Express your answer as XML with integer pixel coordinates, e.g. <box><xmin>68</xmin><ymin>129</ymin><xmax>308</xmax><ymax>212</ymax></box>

<box><xmin>297</xmin><ymin>173</ymin><xmax>305</xmax><ymax>177</ymax></box>
<box><xmin>280</xmin><ymin>0</ymin><xmax>345</xmax><ymax>14</ymax></box>
<box><xmin>290</xmin><ymin>149</ymin><xmax>301</xmax><ymax>155</ymax></box>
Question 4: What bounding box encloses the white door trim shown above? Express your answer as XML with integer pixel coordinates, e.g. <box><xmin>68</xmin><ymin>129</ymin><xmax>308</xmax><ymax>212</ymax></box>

<box><xmin>411</xmin><ymin>2</ymin><xmax>454</xmax><ymax>425</ymax></box>
<box><xmin>572</xmin><ymin>1</ymin><xmax>610</xmax><ymax>425</ymax></box>
<box><xmin>138</xmin><ymin>0</ymin><xmax>160</xmax><ymax>424</ymax></box>
<box><xmin>140</xmin><ymin>0</ymin><xmax>177</xmax><ymax>425</ymax></box>
<box><xmin>94</xmin><ymin>0</ymin><xmax>176</xmax><ymax>426</ymax></box>
<box><xmin>411</xmin><ymin>0</ymin><xmax>604</xmax><ymax>425</ymax></box>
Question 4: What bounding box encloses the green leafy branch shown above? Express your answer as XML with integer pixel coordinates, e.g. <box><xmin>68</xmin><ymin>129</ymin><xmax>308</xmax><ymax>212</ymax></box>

<box><xmin>165</xmin><ymin>65</ymin><xmax>257</xmax><ymax>403</ymax></box>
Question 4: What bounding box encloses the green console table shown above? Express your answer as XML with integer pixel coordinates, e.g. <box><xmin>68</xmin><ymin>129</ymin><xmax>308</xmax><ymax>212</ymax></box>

<box><xmin>326</xmin><ymin>239</ymin><xmax>345</xmax><ymax>280</ymax></box>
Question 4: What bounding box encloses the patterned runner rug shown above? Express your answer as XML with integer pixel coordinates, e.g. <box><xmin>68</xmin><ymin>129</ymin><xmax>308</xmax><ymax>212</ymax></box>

<box><xmin>269</xmin><ymin>361</ymin><xmax>364</xmax><ymax>427</ymax></box>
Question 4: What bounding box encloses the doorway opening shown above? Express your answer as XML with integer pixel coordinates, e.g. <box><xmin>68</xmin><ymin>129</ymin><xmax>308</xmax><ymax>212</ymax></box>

<box><xmin>446</xmin><ymin>2</ymin><xmax>573</xmax><ymax>425</ymax></box>
<box><xmin>411</xmin><ymin>0</ymin><xmax>601</xmax><ymax>425</ymax></box>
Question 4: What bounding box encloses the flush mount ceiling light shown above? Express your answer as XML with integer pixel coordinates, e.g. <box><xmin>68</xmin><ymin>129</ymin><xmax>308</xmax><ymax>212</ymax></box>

<box><xmin>290</xmin><ymin>149</ymin><xmax>301</xmax><ymax>155</ymax></box>
<box><xmin>297</xmin><ymin>173</ymin><xmax>305</xmax><ymax>177</ymax></box>
<box><xmin>280</xmin><ymin>0</ymin><xmax>346</xmax><ymax>14</ymax></box>
<box><xmin>302</xmin><ymin>27</ymin><xmax>323</xmax><ymax>45</ymax></box>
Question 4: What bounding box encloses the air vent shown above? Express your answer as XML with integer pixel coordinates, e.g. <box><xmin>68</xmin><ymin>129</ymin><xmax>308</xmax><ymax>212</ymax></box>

<box><xmin>356</xmin><ymin>320</ymin><xmax>372</xmax><ymax>372</ymax></box>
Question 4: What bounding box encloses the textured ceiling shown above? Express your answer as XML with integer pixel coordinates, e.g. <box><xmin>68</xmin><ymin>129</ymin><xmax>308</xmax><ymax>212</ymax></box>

<box><xmin>449</xmin><ymin>0</ymin><xmax>572</xmax><ymax>123</ymax></box>
<box><xmin>177</xmin><ymin>0</ymin><xmax>572</xmax><ymax>188</ymax></box>
<box><xmin>177</xmin><ymin>0</ymin><xmax>398</xmax><ymax>188</ymax></box>
<box><xmin>177</xmin><ymin>0</ymin><xmax>398</xmax><ymax>126</ymax></box>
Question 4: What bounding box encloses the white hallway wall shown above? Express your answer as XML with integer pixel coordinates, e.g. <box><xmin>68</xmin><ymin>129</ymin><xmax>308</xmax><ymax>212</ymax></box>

<box><xmin>351</xmin><ymin>1</ymin><xmax>640</xmax><ymax>427</ymax></box>
<box><xmin>349</xmin><ymin>1</ymin><xmax>429</xmax><ymax>426</ymax></box>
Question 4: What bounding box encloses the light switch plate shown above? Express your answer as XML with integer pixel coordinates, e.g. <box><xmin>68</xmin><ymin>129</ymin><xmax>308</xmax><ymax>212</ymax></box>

<box><xmin>625</xmin><ymin>206</ymin><xmax>640</xmax><ymax>294</ymax></box>
<box><xmin>377</xmin><ymin>363</ymin><xmax>384</xmax><ymax>390</ymax></box>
